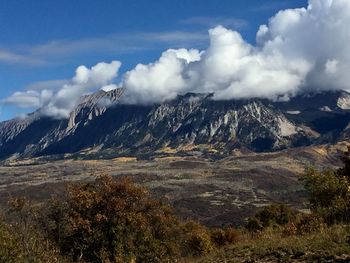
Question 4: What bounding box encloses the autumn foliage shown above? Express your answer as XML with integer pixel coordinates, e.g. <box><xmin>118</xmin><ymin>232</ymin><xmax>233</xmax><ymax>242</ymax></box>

<box><xmin>39</xmin><ymin>175</ymin><xmax>238</xmax><ymax>262</ymax></box>
<box><xmin>1</xmin><ymin>148</ymin><xmax>350</xmax><ymax>262</ymax></box>
<box><xmin>42</xmin><ymin>176</ymin><xmax>186</xmax><ymax>262</ymax></box>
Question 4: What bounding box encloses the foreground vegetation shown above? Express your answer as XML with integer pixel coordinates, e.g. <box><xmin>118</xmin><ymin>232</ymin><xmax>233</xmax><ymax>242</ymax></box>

<box><xmin>0</xmin><ymin>149</ymin><xmax>350</xmax><ymax>262</ymax></box>
<box><xmin>193</xmin><ymin>224</ymin><xmax>350</xmax><ymax>262</ymax></box>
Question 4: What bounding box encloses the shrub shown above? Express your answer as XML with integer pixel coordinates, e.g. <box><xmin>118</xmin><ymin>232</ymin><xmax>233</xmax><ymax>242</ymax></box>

<box><xmin>283</xmin><ymin>213</ymin><xmax>325</xmax><ymax>236</ymax></box>
<box><xmin>0</xmin><ymin>217</ymin><xmax>21</xmax><ymax>263</ymax></box>
<box><xmin>294</xmin><ymin>214</ymin><xmax>325</xmax><ymax>235</ymax></box>
<box><xmin>246</xmin><ymin>204</ymin><xmax>299</xmax><ymax>232</ymax></box>
<box><xmin>182</xmin><ymin>221</ymin><xmax>213</xmax><ymax>256</ymax></box>
<box><xmin>300</xmin><ymin>168</ymin><xmax>350</xmax><ymax>224</ymax></box>
<box><xmin>336</xmin><ymin>145</ymin><xmax>350</xmax><ymax>178</ymax></box>
<box><xmin>300</xmin><ymin>146</ymin><xmax>350</xmax><ymax>224</ymax></box>
<box><xmin>210</xmin><ymin>228</ymin><xmax>241</xmax><ymax>247</ymax></box>
<box><xmin>43</xmin><ymin>175</ymin><xmax>216</xmax><ymax>262</ymax></box>
<box><xmin>1</xmin><ymin>198</ymin><xmax>62</xmax><ymax>263</ymax></box>
<box><xmin>246</xmin><ymin>217</ymin><xmax>264</xmax><ymax>233</ymax></box>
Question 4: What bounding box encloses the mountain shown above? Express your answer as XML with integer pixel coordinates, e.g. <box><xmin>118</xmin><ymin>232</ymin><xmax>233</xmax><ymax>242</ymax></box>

<box><xmin>1</xmin><ymin>89</ymin><xmax>350</xmax><ymax>160</ymax></box>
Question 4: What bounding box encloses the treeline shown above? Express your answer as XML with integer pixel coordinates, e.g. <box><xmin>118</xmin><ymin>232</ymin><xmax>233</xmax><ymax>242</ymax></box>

<box><xmin>0</xmin><ymin>149</ymin><xmax>350</xmax><ymax>262</ymax></box>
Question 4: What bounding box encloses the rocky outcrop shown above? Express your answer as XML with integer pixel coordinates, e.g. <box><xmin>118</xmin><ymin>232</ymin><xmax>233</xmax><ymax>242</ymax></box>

<box><xmin>1</xmin><ymin>89</ymin><xmax>350</xmax><ymax>160</ymax></box>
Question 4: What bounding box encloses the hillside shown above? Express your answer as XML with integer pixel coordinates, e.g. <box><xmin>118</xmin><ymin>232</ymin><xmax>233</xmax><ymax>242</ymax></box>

<box><xmin>0</xmin><ymin>142</ymin><xmax>347</xmax><ymax>227</ymax></box>
<box><xmin>1</xmin><ymin>89</ymin><xmax>350</xmax><ymax>160</ymax></box>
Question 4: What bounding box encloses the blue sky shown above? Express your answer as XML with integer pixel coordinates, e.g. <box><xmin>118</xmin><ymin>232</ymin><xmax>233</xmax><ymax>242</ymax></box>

<box><xmin>0</xmin><ymin>0</ymin><xmax>308</xmax><ymax>121</ymax></box>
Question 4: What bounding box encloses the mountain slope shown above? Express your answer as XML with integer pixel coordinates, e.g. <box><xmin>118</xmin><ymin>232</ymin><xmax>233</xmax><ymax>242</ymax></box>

<box><xmin>1</xmin><ymin>89</ymin><xmax>350</xmax><ymax>160</ymax></box>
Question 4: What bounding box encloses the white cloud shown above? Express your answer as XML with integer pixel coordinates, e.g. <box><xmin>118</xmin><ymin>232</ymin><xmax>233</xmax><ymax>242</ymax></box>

<box><xmin>40</xmin><ymin>61</ymin><xmax>121</xmax><ymax>118</ymax></box>
<box><xmin>121</xmin><ymin>49</ymin><xmax>201</xmax><ymax>104</ymax></box>
<box><xmin>325</xmin><ymin>59</ymin><xmax>339</xmax><ymax>75</ymax></box>
<box><xmin>101</xmin><ymin>84</ymin><xmax>120</xmax><ymax>92</ymax></box>
<box><xmin>5</xmin><ymin>0</ymin><xmax>350</xmax><ymax>115</ymax></box>
<box><xmin>120</xmin><ymin>0</ymin><xmax>350</xmax><ymax>104</ymax></box>
<box><xmin>2</xmin><ymin>61</ymin><xmax>121</xmax><ymax>118</ymax></box>
<box><xmin>256</xmin><ymin>0</ymin><xmax>350</xmax><ymax>92</ymax></box>
<box><xmin>120</xmin><ymin>24</ymin><xmax>311</xmax><ymax>104</ymax></box>
<box><xmin>199</xmin><ymin>26</ymin><xmax>311</xmax><ymax>100</ymax></box>
<box><xmin>2</xmin><ymin>91</ymin><xmax>41</xmax><ymax>108</ymax></box>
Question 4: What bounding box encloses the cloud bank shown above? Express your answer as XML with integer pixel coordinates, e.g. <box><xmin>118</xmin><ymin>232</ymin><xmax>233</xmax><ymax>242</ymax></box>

<box><xmin>121</xmin><ymin>0</ymin><xmax>350</xmax><ymax>104</ymax></box>
<box><xmin>4</xmin><ymin>0</ymin><xmax>350</xmax><ymax>118</ymax></box>
<box><xmin>3</xmin><ymin>61</ymin><xmax>121</xmax><ymax>118</ymax></box>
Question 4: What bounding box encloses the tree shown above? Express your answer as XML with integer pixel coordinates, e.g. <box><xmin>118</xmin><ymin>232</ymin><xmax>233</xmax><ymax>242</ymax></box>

<box><xmin>300</xmin><ymin>148</ymin><xmax>350</xmax><ymax>224</ymax></box>
<box><xmin>43</xmin><ymin>175</ymin><xmax>185</xmax><ymax>263</ymax></box>
<box><xmin>1</xmin><ymin>197</ymin><xmax>62</xmax><ymax>263</ymax></box>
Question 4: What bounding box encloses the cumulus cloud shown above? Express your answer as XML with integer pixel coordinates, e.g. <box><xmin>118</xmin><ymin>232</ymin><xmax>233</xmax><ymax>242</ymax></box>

<box><xmin>4</xmin><ymin>0</ymin><xmax>350</xmax><ymax>115</ymax></box>
<box><xmin>121</xmin><ymin>48</ymin><xmax>202</xmax><ymax>104</ymax></box>
<box><xmin>120</xmin><ymin>0</ymin><xmax>350</xmax><ymax>104</ymax></box>
<box><xmin>256</xmin><ymin>0</ymin><xmax>350</xmax><ymax>92</ymax></box>
<box><xmin>3</xmin><ymin>61</ymin><xmax>121</xmax><ymax>118</ymax></box>
<box><xmin>40</xmin><ymin>61</ymin><xmax>121</xmax><ymax>118</ymax></box>
<box><xmin>120</xmin><ymin>25</ymin><xmax>311</xmax><ymax>103</ymax></box>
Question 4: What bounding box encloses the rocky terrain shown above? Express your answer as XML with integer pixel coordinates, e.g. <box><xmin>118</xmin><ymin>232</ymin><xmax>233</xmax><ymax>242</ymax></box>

<box><xmin>1</xmin><ymin>89</ymin><xmax>350</xmax><ymax>160</ymax></box>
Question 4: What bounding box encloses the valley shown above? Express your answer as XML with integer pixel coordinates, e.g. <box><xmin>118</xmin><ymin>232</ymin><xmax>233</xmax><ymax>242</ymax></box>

<box><xmin>1</xmin><ymin>89</ymin><xmax>350</xmax><ymax>227</ymax></box>
<box><xmin>0</xmin><ymin>142</ymin><xmax>346</xmax><ymax>227</ymax></box>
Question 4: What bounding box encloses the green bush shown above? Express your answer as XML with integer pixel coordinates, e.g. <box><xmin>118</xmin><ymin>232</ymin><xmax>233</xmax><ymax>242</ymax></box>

<box><xmin>246</xmin><ymin>204</ymin><xmax>299</xmax><ymax>232</ymax></box>
<box><xmin>300</xmin><ymin>168</ymin><xmax>350</xmax><ymax>224</ymax></box>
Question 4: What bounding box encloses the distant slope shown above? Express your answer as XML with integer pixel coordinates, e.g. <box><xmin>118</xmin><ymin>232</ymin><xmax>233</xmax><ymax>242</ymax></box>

<box><xmin>1</xmin><ymin>89</ymin><xmax>350</xmax><ymax>160</ymax></box>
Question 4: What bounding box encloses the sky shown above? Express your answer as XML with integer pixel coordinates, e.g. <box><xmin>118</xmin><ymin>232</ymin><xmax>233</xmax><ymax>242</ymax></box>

<box><xmin>0</xmin><ymin>0</ymin><xmax>338</xmax><ymax>121</ymax></box>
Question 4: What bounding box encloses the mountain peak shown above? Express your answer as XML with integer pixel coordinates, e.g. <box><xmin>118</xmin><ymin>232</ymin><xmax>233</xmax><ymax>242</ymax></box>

<box><xmin>1</xmin><ymin>89</ymin><xmax>350</xmax><ymax>160</ymax></box>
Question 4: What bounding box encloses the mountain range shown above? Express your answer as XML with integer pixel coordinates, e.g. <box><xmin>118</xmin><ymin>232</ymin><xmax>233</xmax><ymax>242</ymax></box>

<box><xmin>1</xmin><ymin>89</ymin><xmax>350</xmax><ymax>160</ymax></box>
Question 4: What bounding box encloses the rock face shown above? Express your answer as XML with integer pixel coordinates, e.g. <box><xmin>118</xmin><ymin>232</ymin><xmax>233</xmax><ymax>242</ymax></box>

<box><xmin>1</xmin><ymin>89</ymin><xmax>350</xmax><ymax>160</ymax></box>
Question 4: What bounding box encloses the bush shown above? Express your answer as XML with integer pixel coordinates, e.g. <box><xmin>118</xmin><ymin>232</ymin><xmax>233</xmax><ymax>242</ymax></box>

<box><xmin>210</xmin><ymin>228</ymin><xmax>241</xmax><ymax>247</ymax></box>
<box><xmin>283</xmin><ymin>213</ymin><xmax>325</xmax><ymax>236</ymax></box>
<box><xmin>0</xmin><ymin>218</ymin><xmax>22</xmax><ymax>263</ymax></box>
<box><xmin>336</xmin><ymin>145</ymin><xmax>350</xmax><ymax>178</ymax></box>
<box><xmin>246</xmin><ymin>204</ymin><xmax>299</xmax><ymax>232</ymax></box>
<box><xmin>300</xmin><ymin>167</ymin><xmax>350</xmax><ymax>224</ymax></box>
<box><xmin>43</xmin><ymin>175</ymin><xmax>186</xmax><ymax>263</ymax></box>
<box><xmin>42</xmin><ymin>175</ymin><xmax>242</xmax><ymax>262</ymax></box>
<box><xmin>246</xmin><ymin>217</ymin><xmax>264</xmax><ymax>233</ymax></box>
<box><xmin>299</xmin><ymin>147</ymin><xmax>350</xmax><ymax>224</ymax></box>
<box><xmin>294</xmin><ymin>214</ymin><xmax>325</xmax><ymax>235</ymax></box>
<box><xmin>0</xmin><ymin>198</ymin><xmax>62</xmax><ymax>263</ymax></box>
<box><xmin>182</xmin><ymin>221</ymin><xmax>213</xmax><ymax>256</ymax></box>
